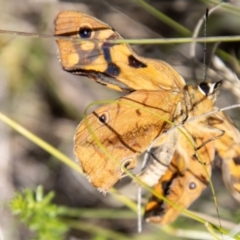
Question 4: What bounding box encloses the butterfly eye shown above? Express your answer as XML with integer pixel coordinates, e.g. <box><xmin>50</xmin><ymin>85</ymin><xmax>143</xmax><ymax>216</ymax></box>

<box><xmin>79</xmin><ymin>27</ymin><xmax>92</xmax><ymax>38</ymax></box>
<box><xmin>189</xmin><ymin>181</ymin><xmax>197</xmax><ymax>190</ymax></box>
<box><xmin>198</xmin><ymin>82</ymin><xmax>210</xmax><ymax>95</ymax></box>
<box><xmin>198</xmin><ymin>80</ymin><xmax>223</xmax><ymax>96</ymax></box>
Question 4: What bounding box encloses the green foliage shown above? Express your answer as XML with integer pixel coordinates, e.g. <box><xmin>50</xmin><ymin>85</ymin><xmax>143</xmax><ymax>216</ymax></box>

<box><xmin>10</xmin><ymin>186</ymin><xmax>68</xmax><ymax>240</ymax></box>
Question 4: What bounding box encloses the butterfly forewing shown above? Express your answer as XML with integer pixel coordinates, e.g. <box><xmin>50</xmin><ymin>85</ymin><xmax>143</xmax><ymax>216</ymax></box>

<box><xmin>54</xmin><ymin>11</ymin><xmax>186</xmax><ymax>92</ymax></box>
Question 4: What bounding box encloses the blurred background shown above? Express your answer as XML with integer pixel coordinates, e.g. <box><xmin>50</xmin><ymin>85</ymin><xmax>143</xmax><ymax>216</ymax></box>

<box><xmin>0</xmin><ymin>0</ymin><xmax>240</xmax><ymax>239</ymax></box>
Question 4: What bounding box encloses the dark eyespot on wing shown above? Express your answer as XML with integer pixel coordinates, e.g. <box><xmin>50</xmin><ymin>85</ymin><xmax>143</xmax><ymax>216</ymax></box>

<box><xmin>189</xmin><ymin>182</ymin><xmax>197</xmax><ymax>190</ymax></box>
<box><xmin>93</xmin><ymin>111</ymin><xmax>109</xmax><ymax>124</ymax></box>
<box><xmin>128</xmin><ymin>55</ymin><xmax>147</xmax><ymax>68</ymax></box>
<box><xmin>79</xmin><ymin>27</ymin><xmax>92</xmax><ymax>38</ymax></box>
<box><xmin>99</xmin><ymin>114</ymin><xmax>107</xmax><ymax>123</ymax></box>
<box><xmin>105</xmin><ymin>63</ymin><xmax>120</xmax><ymax>76</ymax></box>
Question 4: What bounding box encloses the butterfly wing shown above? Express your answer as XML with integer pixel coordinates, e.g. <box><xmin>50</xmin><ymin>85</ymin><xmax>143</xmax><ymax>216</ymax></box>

<box><xmin>209</xmin><ymin>111</ymin><xmax>240</xmax><ymax>201</ymax></box>
<box><xmin>144</xmin><ymin>150</ymin><xmax>212</xmax><ymax>225</ymax></box>
<box><xmin>54</xmin><ymin>11</ymin><xmax>186</xmax><ymax>92</ymax></box>
<box><xmin>74</xmin><ymin>90</ymin><xmax>181</xmax><ymax>191</ymax></box>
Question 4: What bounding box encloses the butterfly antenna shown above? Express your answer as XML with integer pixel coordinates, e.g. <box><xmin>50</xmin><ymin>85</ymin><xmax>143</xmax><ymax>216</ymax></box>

<box><xmin>203</xmin><ymin>8</ymin><xmax>209</xmax><ymax>81</ymax></box>
<box><xmin>190</xmin><ymin>3</ymin><xmax>223</xmax><ymax>82</ymax></box>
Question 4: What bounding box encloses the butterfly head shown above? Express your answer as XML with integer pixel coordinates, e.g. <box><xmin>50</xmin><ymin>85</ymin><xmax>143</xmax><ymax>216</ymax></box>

<box><xmin>198</xmin><ymin>80</ymin><xmax>223</xmax><ymax>102</ymax></box>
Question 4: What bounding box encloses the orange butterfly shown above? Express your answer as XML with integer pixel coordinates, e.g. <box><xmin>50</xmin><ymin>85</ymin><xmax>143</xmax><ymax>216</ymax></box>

<box><xmin>54</xmin><ymin>11</ymin><xmax>240</xmax><ymax>223</ymax></box>
<box><xmin>74</xmin><ymin>82</ymin><xmax>222</xmax><ymax>192</ymax></box>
